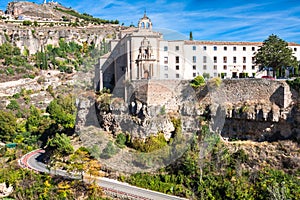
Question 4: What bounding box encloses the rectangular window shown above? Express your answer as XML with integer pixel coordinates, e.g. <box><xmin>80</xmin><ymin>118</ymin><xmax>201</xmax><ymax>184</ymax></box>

<box><xmin>176</xmin><ymin>65</ymin><xmax>179</xmax><ymax>70</ymax></box>
<box><xmin>223</xmin><ymin>56</ymin><xmax>227</xmax><ymax>63</ymax></box>
<box><xmin>214</xmin><ymin>56</ymin><xmax>217</xmax><ymax>63</ymax></box>
<box><xmin>176</xmin><ymin>73</ymin><xmax>180</xmax><ymax>78</ymax></box>
<box><xmin>243</xmin><ymin>57</ymin><xmax>246</xmax><ymax>63</ymax></box>
<box><xmin>213</xmin><ymin>65</ymin><xmax>217</xmax><ymax>70</ymax></box>
<box><xmin>224</xmin><ymin>46</ymin><xmax>227</xmax><ymax>51</ymax></box>
<box><xmin>203</xmin><ymin>56</ymin><xmax>207</xmax><ymax>63</ymax></box>
<box><xmin>175</xmin><ymin>46</ymin><xmax>179</xmax><ymax>51</ymax></box>
<box><xmin>252</xmin><ymin>47</ymin><xmax>255</xmax><ymax>51</ymax></box>
<box><xmin>213</xmin><ymin>46</ymin><xmax>217</xmax><ymax>51</ymax></box>
<box><xmin>164</xmin><ymin>57</ymin><xmax>168</xmax><ymax>64</ymax></box>
<box><xmin>193</xmin><ymin>46</ymin><xmax>196</xmax><ymax>50</ymax></box>
<box><xmin>243</xmin><ymin>47</ymin><xmax>246</xmax><ymax>51</ymax></box>
<box><xmin>203</xmin><ymin>65</ymin><xmax>207</xmax><ymax>70</ymax></box>
<box><xmin>203</xmin><ymin>46</ymin><xmax>207</xmax><ymax>51</ymax></box>
<box><xmin>193</xmin><ymin>65</ymin><xmax>196</xmax><ymax>70</ymax></box>
<box><xmin>164</xmin><ymin>74</ymin><xmax>168</xmax><ymax>78</ymax></box>
<box><xmin>252</xmin><ymin>65</ymin><xmax>255</xmax><ymax>70</ymax></box>
<box><xmin>252</xmin><ymin>57</ymin><xmax>255</xmax><ymax>64</ymax></box>
<box><xmin>233</xmin><ymin>56</ymin><xmax>237</xmax><ymax>63</ymax></box>
<box><xmin>294</xmin><ymin>48</ymin><xmax>297</xmax><ymax>51</ymax></box>
<box><xmin>193</xmin><ymin>73</ymin><xmax>196</xmax><ymax>77</ymax></box>
<box><xmin>164</xmin><ymin>46</ymin><xmax>168</xmax><ymax>51</ymax></box>
<box><xmin>233</xmin><ymin>46</ymin><xmax>237</xmax><ymax>51</ymax></box>
<box><xmin>164</xmin><ymin>66</ymin><xmax>168</xmax><ymax>70</ymax></box>
<box><xmin>223</xmin><ymin>65</ymin><xmax>227</xmax><ymax>70</ymax></box>
<box><xmin>243</xmin><ymin>65</ymin><xmax>246</xmax><ymax>70</ymax></box>
<box><xmin>175</xmin><ymin>56</ymin><xmax>179</xmax><ymax>63</ymax></box>
<box><xmin>192</xmin><ymin>56</ymin><xmax>196</xmax><ymax>63</ymax></box>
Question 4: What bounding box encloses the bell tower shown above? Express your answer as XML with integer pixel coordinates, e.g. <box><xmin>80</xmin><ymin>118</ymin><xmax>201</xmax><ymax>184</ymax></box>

<box><xmin>138</xmin><ymin>11</ymin><xmax>152</xmax><ymax>30</ymax></box>
<box><xmin>135</xmin><ymin>37</ymin><xmax>156</xmax><ymax>79</ymax></box>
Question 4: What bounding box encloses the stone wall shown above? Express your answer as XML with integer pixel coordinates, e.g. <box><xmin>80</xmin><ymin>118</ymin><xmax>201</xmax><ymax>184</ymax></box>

<box><xmin>220</xmin><ymin>79</ymin><xmax>292</xmax><ymax>108</ymax></box>
<box><xmin>206</xmin><ymin>79</ymin><xmax>299</xmax><ymax>142</ymax></box>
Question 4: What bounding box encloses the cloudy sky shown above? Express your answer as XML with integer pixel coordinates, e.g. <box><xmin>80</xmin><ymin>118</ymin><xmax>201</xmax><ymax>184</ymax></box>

<box><xmin>1</xmin><ymin>0</ymin><xmax>300</xmax><ymax>43</ymax></box>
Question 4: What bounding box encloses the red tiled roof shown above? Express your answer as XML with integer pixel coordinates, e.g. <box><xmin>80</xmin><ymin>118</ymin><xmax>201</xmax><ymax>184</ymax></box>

<box><xmin>184</xmin><ymin>40</ymin><xmax>300</xmax><ymax>46</ymax></box>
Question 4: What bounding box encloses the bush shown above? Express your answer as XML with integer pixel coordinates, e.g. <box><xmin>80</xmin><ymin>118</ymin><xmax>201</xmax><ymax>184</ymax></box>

<box><xmin>190</xmin><ymin>75</ymin><xmax>206</xmax><ymax>88</ymax></box>
<box><xmin>287</xmin><ymin>77</ymin><xmax>300</xmax><ymax>92</ymax></box>
<box><xmin>129</xmin><ymin>133</ymin><xmax>167</xmax><ymax>153</ymax></box>
<box><xmin>115</xmin><ymin>133</ymin><xmax>127</xmax><ymax>148</ymax></box>
<box><xmin>101</xmin><ymin>141</ymin><xmax>118</xmax><ymax>159</ymax></box>
<box><xmin>208</xmin><ymin>77</ymin><xmax>222</xmax><ymax>88</ymax></box>
<box><xmin>6</xmin><ymin>100</ymin><xmax>20</xmax><ymax>110</ymax></box>
<box><xmin>6</xmin><ymin>67</ymin><xmax>14</xmax><ymax>75</ymax></box>
<box><xmin>22</xmin><ymin>20</ymin><xmax>32</xmax><ymax>26</ymax></box>
<box><xmin>12</xmin><ymin>93</ymin><xmax>20</xmax><ymax>99</ymax></box>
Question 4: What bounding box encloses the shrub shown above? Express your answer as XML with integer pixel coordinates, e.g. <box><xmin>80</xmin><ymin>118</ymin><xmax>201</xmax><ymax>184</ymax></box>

<box><xmin>190</xmin><ymin>75</ymin><xmax>206</xmax><ymax>88</ymax></box>
<box><xmin>6</xmin><ymin>67</ymin><xmax>14</xmax><ymax>75</ymax></box>
<box><xmin>101</xmin><ymin>141</ymin><xmax>118</xmax><ymax>159</ymax></box>
<box><xmin>22</xmin><ymin>20</ymin><xmax>32</xmax><ymax>26</ymax></box>
<box><xmin>129</xmin><ymin>133</ymin><xmax>167</xmax><ymax>153</ymax></box>
<box><xmin>6</xmin><ymin>100</ymin><xmax>20</xmax><ymax>110</ymax></box>
<box><xmin>208</xmin><ymin>77</ymin><xmax>222</xmax><ymax>88</ymax></box>
<box><xmin>115</xmin><ymin>133</ymin><xmax>127</xmax><ymax>148</ymax></box>
<box><xmin>12</xmin><ymin>93</ymin><xmax>20</xmax><ymax>99</ymax></box>
<box><xmin>287</xmin><ymin>77</ymin><xmax>300</xmax><ymax>92</ymax></box>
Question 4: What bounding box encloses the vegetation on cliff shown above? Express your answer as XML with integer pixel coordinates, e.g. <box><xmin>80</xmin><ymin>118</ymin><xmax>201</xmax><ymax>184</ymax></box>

<box><xmin>54</xmin><ymin>7</ymin><xmax>119</xmax><ymax>25</ymax></box>
<box><xmin>124</xmin><ymin>126</ymin><xmax>300</xmax><ymax>199</ymax></box>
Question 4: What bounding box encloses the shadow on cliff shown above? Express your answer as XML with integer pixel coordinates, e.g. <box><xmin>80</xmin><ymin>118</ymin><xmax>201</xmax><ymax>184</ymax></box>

<box><xmin>270</xmin><ymin>86</ymin><xmax>284</xmax><ymax>107</ymax></box>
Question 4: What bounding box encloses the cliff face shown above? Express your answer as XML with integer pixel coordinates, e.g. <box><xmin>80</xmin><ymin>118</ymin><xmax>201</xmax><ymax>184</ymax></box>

<box><xmin>0</xmin><ymin>2</ymin><xmax>125</xmax><ymax>54</ymax></box>
<box><xmin>203</xmin><ymin>79</ymin><xmax>300</xmax><ymax>142</ymax></box>
<box><xmin>92</xmin><ymin>79</ymin><xmax>300</xmax><ymax>143</ymax></box>
<box><xmin>0</xmin><ymin>24</ymin><xmax>120</xmax><ymax>54</ymax></box>
<box><xmin>6</xmin><ymin>2</ymin><xmax>75</xmax><ymax>21</ymax></box>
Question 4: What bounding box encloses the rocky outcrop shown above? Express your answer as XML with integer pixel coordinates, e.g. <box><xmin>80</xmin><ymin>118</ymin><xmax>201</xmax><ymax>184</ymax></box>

<box><xmin>0</xmin><ymin>24</ymin><xmax>120</xmax><ymax>54</ymax></box>
<box><xmin>96</xmin><ymin>80</ymin><xmax>199</xmax><ymax>140</ymax></box>
<box><xmin>6</xmin><ymin>2</ymin><xmax>76</xmax><ymax>21</ymax></box>
<box><xmin>201</xmin><ymin>79</ymin><xmax>299</xmax><ymax>142</ymax></box>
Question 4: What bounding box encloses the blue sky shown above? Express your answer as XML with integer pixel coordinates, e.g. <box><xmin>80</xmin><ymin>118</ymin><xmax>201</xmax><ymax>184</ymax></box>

<box><xmin>1</xmin><ymin>0</ymin><xmax>300</xmax><ymax>43</ymax></box>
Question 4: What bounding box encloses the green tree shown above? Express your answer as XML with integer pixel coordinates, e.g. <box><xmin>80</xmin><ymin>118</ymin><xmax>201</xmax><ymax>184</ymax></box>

<box><xmin>0</xmin><ymin>110</ymin><xmax>17</xmax><ymax>142</ymax></box>
<box><xmin>46</xmin><ymin>95</ymin><xmax>76</xmax><ymax>130</ymax></box>
<box><xmin>25</xmin><ymin>105</ymin><xmax>43</xmax><ymax>133</ymax></box>
<box><xmin>47</xmin><ymin>133</ymin><xmax>74</xmax><ymax>156</ymax></box>
<box><xmin>189</xmin><ymin>31</ymin><xmax>193</xmax><ymax>41</ymax></box>
<box><xmin>254</xmin><ymin>34</ymin><xmax>298</xmax><ymax>77</ymax></box>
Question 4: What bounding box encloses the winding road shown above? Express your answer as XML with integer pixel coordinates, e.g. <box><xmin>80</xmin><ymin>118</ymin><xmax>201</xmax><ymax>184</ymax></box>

<box><xmin>19</xmin><ymin>149</ymin><xmax>187</xmax><ymax>200</ymax></box>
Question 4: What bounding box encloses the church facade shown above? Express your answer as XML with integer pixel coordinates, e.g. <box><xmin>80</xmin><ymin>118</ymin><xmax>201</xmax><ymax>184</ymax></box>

<box><xmin>99</xmin><ymin>13</ymin><xmax>300</xmax><ymax>91</ymax></box>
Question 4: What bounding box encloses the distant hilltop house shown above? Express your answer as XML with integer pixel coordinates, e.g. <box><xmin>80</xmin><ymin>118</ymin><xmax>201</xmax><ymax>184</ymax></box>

<box><xmin>99</xmin><ymin>13</ymin><xmax>300</xmax><ymax>91</ymax></box>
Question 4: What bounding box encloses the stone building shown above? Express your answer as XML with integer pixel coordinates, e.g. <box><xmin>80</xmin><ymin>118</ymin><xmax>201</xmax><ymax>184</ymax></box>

<box><xmin>99</xmin><ymin>13</ymin><xmax>300</xmax><ymax>91</ymax></box>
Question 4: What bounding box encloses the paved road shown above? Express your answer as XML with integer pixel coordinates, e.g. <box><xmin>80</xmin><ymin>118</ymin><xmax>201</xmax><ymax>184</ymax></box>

<box><xmin>20</xmin><ymin>149</ymin><xmax>187</xmax><ymax>200</ymax></box>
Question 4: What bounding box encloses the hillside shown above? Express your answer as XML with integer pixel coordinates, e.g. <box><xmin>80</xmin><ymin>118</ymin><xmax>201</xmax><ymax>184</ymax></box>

<box><xmin>5</xmin><ymin>1</ymin><xmax>118</xmax><ymax>24</ymax></box>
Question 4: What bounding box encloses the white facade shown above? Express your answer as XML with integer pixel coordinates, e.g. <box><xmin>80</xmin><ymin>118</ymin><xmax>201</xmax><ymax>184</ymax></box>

<box><xmin>99</xmin><ymin>14</ymin><xmax>300</xmax><ymax>90</ymax></box>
